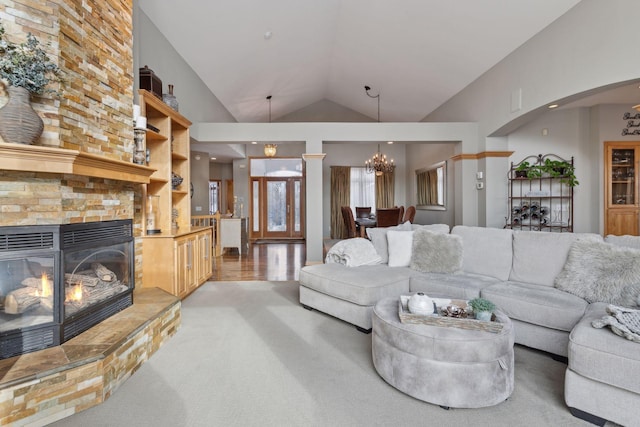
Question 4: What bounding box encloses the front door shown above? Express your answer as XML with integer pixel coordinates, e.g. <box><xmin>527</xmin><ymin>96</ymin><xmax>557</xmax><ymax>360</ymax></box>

<box><xmin>262</xmin><ymin>178</ymin><xmax>303</xmax><ymax>239</ymax></box>
<box><xmin>250</xmin><ymin>158</ymin><xmax>305</xmax><ymax>240</ymax></box>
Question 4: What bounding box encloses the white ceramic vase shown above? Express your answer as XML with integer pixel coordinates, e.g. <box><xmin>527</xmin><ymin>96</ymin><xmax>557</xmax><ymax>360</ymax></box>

<box><xmin>408</xmin><ymin>292</ymin><xmax>435</xmax><ymax>316</ymax></box>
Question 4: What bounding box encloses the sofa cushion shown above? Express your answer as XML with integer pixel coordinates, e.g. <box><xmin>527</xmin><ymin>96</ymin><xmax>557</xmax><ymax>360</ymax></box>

<box><xmin>409</xmin><ymin>272</ymin><xmax>500</xmax><ymax>300</ymax></box>
<box><xmin>554</xmin><ymin>240</ymin><xmax>640</xmax><ymax>307</ymax></box>
<box><xmin>366</xmin><ymin>221</ymin><xmax>413</xmax><ymax>263</ymax></box>
<box><xmin>299</xmin><ymin>263</ymin><xmax>413</xmax><ymax>306</ymax></box>
<box><xmin>569</xmin><ymin>302</ymin><xmax>640</xmax><ymax>395</ymax></box>
<box><xmin>410</xmin><ymin>229</ymin><xmax>462</xmax><ymax>273</ymax></box>
<box><xmin>509</xmin><ymin>230</ymin><xmax>603</xmax><ymax>287</ymax></box>
<box><xmin>605</xmin><ymin>234</ymin><xmax>640</xmax><ymax>250</ymax></box>
<box><xmin>387</xmin><ymin>230</ymin><xmax>414</xmax><ymax>267</ymax></box>
<box><xmin>481</xmin><ymin>281</ymin><xmax>587</xmax><ymax>332</ymax></box>
<box><xmin>451</xmin><ymin>226</ymin><xmax>513</xmax><ymax>281</ymax></box>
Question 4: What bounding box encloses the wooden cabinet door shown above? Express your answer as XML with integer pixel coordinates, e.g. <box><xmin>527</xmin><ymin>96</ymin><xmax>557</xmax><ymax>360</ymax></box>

<box><xmin>196</xmin><ymin>230</ymin><xmax>212</xmax><ymax>284</ymax></box>
<box><xmin>605</xmin><ymin>142</ymin><xmax>640</xmax><ymax>236</ymax></box>
<box><xmin>174</xmin><ymin>237</ymin><xmax>194</xmax><ymax>297</ymax></box>
<box><xmin>606</xmin><ymin>209</ymin><xmax>639</xmax><ymax>236</ymax></box>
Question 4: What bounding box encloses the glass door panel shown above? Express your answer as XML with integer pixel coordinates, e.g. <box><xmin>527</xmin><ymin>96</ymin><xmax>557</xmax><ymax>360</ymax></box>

<box><xmin>294</xmin><ymin>180</ymin><xmax>301</xmax><ymax>233</ymax></box>
<box><xmin>267</xmin><ymin>181</ymin><xmax>288</xmax><ymax>233</ymax></box>
<box><xmin>611</xmin><ymin>148</ymin><xmax>636</xmax><ymax>205</ymax></box>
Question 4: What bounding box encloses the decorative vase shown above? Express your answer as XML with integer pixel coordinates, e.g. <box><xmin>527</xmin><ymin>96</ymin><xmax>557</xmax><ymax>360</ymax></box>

<box><xmin>475</xmin><ymin>311</ymin><xmax>492</xmax><ymax>321</ymax></box>
<box><xmin>171</xmin><ymin>172</ymin><xmax>183</xmax><ymax>190</ymax></box>
<box><xmin>0</xmin><ymin>86</ymin><xmax>44</xmax><ymax>145</ymax></box>
<box><xmin>408</xmin><ymin>292</ymin><xmax>435</xmax><ymax>316</ymax></box>
<box><xmin>163</xmin><ymin>84</ymin><xmax>179</xmax><ymax>112</ymax></box>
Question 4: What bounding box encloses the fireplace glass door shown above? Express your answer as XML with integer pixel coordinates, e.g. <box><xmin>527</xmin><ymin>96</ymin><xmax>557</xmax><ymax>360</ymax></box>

<box><xmin>0</xmin><ymin>253</ymin><xmax>57</xmax><ymax>331</ymax></box>
<box><xmin>0</xmin><ymin>226</ymin><xmax>61</xmax><ymax>359</ymax></box>
<box><xmin>63</xmin><ymin>241</ymin><xmax>132</xmax><ymax>319</ymax></box>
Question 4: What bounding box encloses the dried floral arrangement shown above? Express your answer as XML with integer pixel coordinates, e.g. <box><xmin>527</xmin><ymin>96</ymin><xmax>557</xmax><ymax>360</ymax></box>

<box><xmin>0</xmin><ymin>19</ymin><xmax>63</xmax><ymax>95</ymax></box>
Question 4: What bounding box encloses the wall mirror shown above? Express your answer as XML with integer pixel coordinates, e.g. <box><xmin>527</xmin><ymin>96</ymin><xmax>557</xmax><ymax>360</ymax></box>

<box><xmin>416</xmin><ymin>161</ymin><xmax>446</xmax><ymax>211</ymax></box>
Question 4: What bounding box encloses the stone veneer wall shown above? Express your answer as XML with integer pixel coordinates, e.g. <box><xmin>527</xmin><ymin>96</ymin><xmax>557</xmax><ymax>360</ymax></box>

<box><xmin>0</xmin><ymin>0</ymin><xmax>143</xmax><ymax>284</ymax></box>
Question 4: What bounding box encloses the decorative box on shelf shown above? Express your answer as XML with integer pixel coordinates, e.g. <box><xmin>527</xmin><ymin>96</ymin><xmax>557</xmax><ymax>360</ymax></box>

<box><xmin>139</xmin><ymin>65</ymin><xmax>163</xmax><ymax>99</ymax></box>
<box><xmin>398</xmin><ymin>295</ymin><xmax>503</xmax><ymax>333</ymax></box>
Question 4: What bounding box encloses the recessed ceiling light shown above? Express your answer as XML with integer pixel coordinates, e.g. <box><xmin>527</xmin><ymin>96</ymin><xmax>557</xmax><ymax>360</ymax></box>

<box><xmin>548</xmin><ymin>104</ymin><xmax>559</xmax><ymax>109</ymax></box>
<box><xmin>251</xmin><ymin>141</ymin><xmax>257</xmax><ymax>144</ymax></box>
<box><xmin>264</xmin><ymin>31</ymin><xmax>272</xmax><ymax>40</ymax></box>
<box><xmin>387</xmin><ymin>141</ymin><xmax>394</xmax><ymax>145</ymax></box>
<box><xmin>210</xmin><ymin>157</ymin><xmax>216</xmax><ymax>160</ymax></box>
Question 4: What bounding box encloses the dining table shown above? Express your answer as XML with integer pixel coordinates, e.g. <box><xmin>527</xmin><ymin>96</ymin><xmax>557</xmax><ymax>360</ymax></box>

<box><xmin>355</xmin><ymin>217</ymin><xmax>377</xmax><ymax>238</ymax></box>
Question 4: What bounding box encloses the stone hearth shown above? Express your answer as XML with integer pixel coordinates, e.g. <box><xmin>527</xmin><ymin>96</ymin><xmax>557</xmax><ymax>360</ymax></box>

<box><xmin>0</xmin><ymin>288</ymin><xmax>180</xmax><ymax>426</ymax></box>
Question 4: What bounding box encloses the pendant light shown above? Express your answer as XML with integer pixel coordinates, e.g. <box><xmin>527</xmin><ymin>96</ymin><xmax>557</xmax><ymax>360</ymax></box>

<box><xmin>264</xmin><ymin>95</ymin><xmax>277</xmax><ymax>157</ymax></box>
<box><xmin>364</xmin><ymin>85</ymin><xmax>395</xmax><ymax>175</ymax></box>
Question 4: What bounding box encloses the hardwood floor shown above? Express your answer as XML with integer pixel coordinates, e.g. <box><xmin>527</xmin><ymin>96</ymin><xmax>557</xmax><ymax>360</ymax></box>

<box><xmin>210</xmin><ymin>241</ymin><xmax>306</xmax><ymax>282</ymax></box>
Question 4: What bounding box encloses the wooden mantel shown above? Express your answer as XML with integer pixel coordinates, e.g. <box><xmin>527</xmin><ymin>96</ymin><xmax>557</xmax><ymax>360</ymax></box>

<box><xmin>0</xmin><ymin>142</ymin><xmax>156</xmax><ymax>184</ymax></box>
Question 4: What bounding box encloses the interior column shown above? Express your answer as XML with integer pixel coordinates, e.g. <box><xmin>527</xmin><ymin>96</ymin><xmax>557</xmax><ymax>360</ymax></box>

<box><xmin>303</xmin><ymin>139</ymin><xmax>325</xmax><ymax>264</ymax></box>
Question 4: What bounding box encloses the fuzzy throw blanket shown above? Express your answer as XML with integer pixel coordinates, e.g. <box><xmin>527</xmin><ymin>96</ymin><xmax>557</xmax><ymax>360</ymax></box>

<box><xmin>592</xmin><ymin>304</ymin><xmax>640</xmax><ymax>343</ymax></box>
<box><xmin>325</xmin><ymin>238</ymin><xmax>382</xmax><ymax>267</ymax></box>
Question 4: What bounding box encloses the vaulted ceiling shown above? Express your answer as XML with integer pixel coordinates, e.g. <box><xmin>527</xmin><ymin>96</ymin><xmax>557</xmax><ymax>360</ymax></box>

<box><xmin>138</xmin><ymin>0</ymin><xmax>585</xmax><ymax>124</ymax></box>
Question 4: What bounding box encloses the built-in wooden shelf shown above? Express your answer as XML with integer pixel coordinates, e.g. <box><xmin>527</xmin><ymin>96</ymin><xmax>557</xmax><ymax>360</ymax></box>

<box><xmin>0</xmin><ymin>142</ymin><xmax>156</xmax><ymax>184</ymax></box>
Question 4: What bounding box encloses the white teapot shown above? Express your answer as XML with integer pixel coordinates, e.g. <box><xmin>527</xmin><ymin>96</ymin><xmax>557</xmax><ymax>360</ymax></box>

<box><xmin>408</xmin><ymin>292</ymin><xmax>435</xmax><ymax>316</ymax></box>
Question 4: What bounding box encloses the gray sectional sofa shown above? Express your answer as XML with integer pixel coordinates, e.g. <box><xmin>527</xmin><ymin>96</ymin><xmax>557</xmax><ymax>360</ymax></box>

<box><xmin>299</xmin><ymin>224</ymin><xmax>640</xmax><ymax>426</ymax></box>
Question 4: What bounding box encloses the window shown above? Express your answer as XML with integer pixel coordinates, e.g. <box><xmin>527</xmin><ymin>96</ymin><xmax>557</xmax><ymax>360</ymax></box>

<box><xmin>350</xmin><ymin>167</ymin><xmax>376</xmax><ymax>213</ymax></box>
<box><xmin>209</xmin><ymin>181</ymin><xmax>220</xmax><ymax>214</ymax></box>
<box><xmin>416</xmin><ymin>161</ymin><xmax>446</xmax><ymax>210</ymax></box>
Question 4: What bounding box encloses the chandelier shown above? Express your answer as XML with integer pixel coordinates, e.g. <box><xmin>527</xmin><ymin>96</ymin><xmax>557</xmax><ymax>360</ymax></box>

<box><xmin>264</xmin><ymin>144</ymin><xmax>277</xmax><ymax>157</ymax></box>
<box><xmin>264</xmin><ymin>95</ymin><xmax>277</xmax><ymax>157</ymax></box>
<box><xmin>366</xmin><ymin>143</ymin><xmax>395</xmax><ymax>176</ymax></box>
<box><xmin>364</xmin><ymin>85</ymin><xmax>395</xmax><ymax>175</ymax></box>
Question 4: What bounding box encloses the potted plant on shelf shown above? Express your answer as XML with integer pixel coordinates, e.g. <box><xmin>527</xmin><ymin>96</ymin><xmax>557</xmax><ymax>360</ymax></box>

<box><xmin>514</xmin><ymin>157</ymin><xmax>579</xmax><ymax>187</ymax></box>
<box><xmin>540</xmin><ymin>158</ymin><xmax>579</xmax><ymax>187</ymax></box>
<box><xmin>515</xmin><ymin>161</ymin><xmax>541</xmax><ymax>179</ymax></box>
<box><xmin>0</xmin><ymin>19</ymin><xmax>63</xmax><ymax>145</ymax></box>
<box><xmin>468</xmin><ymin>297</ymin><xmax>496</xmax><ymax>321</ymax></box>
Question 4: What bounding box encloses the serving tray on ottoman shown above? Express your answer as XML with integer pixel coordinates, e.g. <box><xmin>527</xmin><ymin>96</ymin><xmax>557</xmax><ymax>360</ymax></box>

<box><xmin>398</xmin><ymin>295</ymin><xmax>503</xmax><ymax>333</ymax></box>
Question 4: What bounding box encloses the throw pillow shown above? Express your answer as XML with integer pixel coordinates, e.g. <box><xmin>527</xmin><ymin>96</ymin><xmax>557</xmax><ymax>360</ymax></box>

<box><xmin>411</xmin><ymin>223</ymin><xmax>451</xmax><ymax>234</ymax></box>
<box><xmin>410</xmin><ymin>229</ymin><xmax>463</xmax><ymax>273</ymax></box>
<box><xmin>554</xmin><ymin>240</ymin><xmax>640</xmax><ymax>307</ymax></box>
<box><xmin>386</xmin><ymin>230</ymin><xmax>415</xmax><ymax>267</ymax></box>
<box><xmin>366</xmin><ymin>221</ymin><xmax>413</xmax><ymax>263</ymax></box>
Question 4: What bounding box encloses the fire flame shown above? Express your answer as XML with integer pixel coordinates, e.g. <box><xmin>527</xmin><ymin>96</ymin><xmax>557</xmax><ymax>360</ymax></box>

<box><xmin>35</xmin><ymin>273</ymin><xmax>53</xmax><ymax>297</ymax></box>
<box><xmin>66</xmin><ymin>283</ymin><xmax>84</xmax><ymax>303</ymax></box>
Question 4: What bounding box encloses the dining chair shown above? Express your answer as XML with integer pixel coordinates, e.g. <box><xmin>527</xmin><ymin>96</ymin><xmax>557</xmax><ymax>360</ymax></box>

<box><xmin>341</xmin><ymin>206</ymin><xmax>358</xmax><ymax>238</ymax></box>
<box><xmin>397</xmin><ymin>206</ymin><xmax>405</xmax><ymax>223</ymax></box>
<box><xmin>375</xmin><ymin>207</ymin><xmax>401</xmax><ymax>227</ymax></box>
<box><xmin>355</xmin><ymin>206</ymin><xmax>372</xmax><ymax>219</ymax></box>
<box><xmin>403</xmin><ymin>205</ymin><xmax>416</xmax><ymax>223</ymax></box>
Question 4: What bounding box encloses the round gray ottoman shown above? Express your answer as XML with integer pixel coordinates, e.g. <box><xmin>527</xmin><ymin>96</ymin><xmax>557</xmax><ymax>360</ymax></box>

<box><xmin>372</xmin><ymin>296</ymin><xmax>515</xmax><ymax>408</ymax></box>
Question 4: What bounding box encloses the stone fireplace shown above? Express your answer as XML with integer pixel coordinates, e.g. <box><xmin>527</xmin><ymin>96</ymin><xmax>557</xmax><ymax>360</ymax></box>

<box><xmin>0</xmin><ymin>2</ymin><xmax>182</xmax><ymax>425</ymax></box>
<box><xmin>0</xmin><ymin>220</ymin><xmax>134</xmax><ymax>359</ymax></box>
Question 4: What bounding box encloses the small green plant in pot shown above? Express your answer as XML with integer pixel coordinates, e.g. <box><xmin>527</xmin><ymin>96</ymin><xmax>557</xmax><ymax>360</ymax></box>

<box><xmin>540</xmin><ymin>158</ymin><xmax>579</xmax><ymax>187</ymax></box>
<box><xmin>468</xmin><ymin>298</ymin><xmax>496</xmax><ymax>321</ymax></box>
<box><xmin>515</xmin><ymin>161</ymin><xmax>541</xmax><ymax>179</ymax></box>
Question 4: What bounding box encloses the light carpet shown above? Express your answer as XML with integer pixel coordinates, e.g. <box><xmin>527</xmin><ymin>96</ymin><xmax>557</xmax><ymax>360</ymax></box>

<box><xmin>52</xmin><ymin>281</ymin><xmax>595</xmax><ymax>427</ymax></box>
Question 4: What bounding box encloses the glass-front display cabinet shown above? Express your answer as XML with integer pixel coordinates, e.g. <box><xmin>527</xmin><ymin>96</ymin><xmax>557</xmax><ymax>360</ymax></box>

<box><xmin>605</xmin><ymin>142</ymin><xmax>640</xmax><ymax>236</ymax></box>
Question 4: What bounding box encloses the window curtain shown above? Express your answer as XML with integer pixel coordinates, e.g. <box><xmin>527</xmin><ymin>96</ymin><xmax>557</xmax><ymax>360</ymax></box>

<box><xmin>375</xmin><ymin>171</ymin><xmax>395</xmax><ymax>209</ymax></box>
<box><xmin>350</xmin><ymin>167</ymin><xmax>375</xmax><ymax>213</ymax></box>
<box><xmin>428</xmin><ymin>168</ymin><xmax>438</xmax><ymax>204</ymax></box>
<box><xmin>416</xmin><ymin>169</ymin><xmax>438</xmax><ymax>205</ymax></box>
<box><xmin>330</xmin><ymin>166</ymin><xmax>350</xmax><ymax>239</ymax></box>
